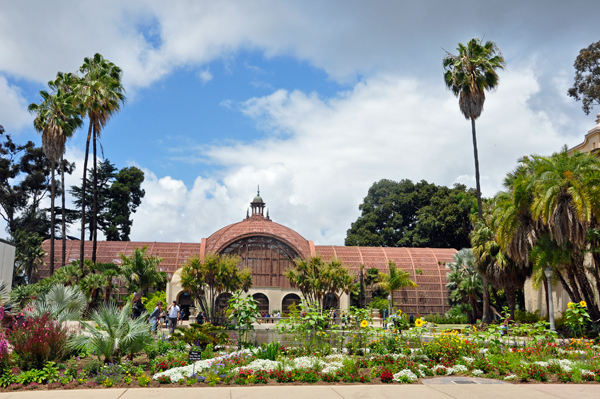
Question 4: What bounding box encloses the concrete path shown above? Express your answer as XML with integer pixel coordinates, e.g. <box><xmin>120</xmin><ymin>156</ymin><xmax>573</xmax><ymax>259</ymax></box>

<box><xmin>0</xmin><ymin>384</ymin><xmax>598</xmax><ymax>399</ymax></box>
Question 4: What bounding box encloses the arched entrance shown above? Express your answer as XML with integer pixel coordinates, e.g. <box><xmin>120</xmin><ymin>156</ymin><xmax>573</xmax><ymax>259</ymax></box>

<box><xmin>252</xmin><ymin>293</ymin><xmax>269</xmax><ymax>314</ymax></box>
<box><xmin>282</xmin><ymin>293</ymin><xmax>301</xmax><ymax>315</ymax></box>
<box><xmin>323</xmin><ymin>292</ymin><xmax>339</xmax><ymax>310</ymax></box>
<box><xmin>177</xmin><ymin>292</ymin><xmax>193</xmax><ymax>320</ymax></box>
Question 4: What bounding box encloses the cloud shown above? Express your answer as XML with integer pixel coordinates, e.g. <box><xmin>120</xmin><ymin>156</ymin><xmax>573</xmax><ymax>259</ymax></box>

<box><xmin>129</xmin><ymin>66</ymin><xmax>587</xmax><ymax>245</ymax></box>
<box><xmin>0</xmin><ymin>75</ymin><xmax>32</xmax><ymax>132</ymax></box>
<box><xmin>198</xmin><ymin>68</ymin><xmax>213</xmax><ymax>84</ymax></box>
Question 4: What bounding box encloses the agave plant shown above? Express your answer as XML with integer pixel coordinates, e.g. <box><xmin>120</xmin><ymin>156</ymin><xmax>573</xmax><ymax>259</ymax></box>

<box><xmin>68</xmin><ymin>302</ymin><xmax>152</xmax><ymax>363</ymax></box>
<box><xmin>31</xmin><ymin>284</ymin><xmax>87</xmax><ymax>322</ymax></box>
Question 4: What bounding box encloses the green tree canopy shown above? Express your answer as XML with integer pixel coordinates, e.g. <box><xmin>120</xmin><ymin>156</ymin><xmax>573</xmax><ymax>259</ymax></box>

<box><xmin>345</xmin><ymin>179</ymin><xmax>475</xmax><ymax>248</ymax></box>
<box><xmin>119</xmin><ymin>246</ymin><xmax>164</xmax><ymax>295</ymax></box>
<box><xmin>284</xmin><ymin>255</ymin><xmax>354</xmax><ymax>310</ymax></box>
<box><xmin>568</xmin><ymin>39</ymin><xmax>600</xmax><ymax>115</ymax></box>
<box><xmin>374</xmin><ymin>260</ymin><xmax>417</xmax><ymax>312</ymax></box>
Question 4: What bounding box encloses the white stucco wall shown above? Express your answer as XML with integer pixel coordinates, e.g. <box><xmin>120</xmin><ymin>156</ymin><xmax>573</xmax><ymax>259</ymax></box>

<box><xmin>0</xmin><ymin>240</ymin><xmax>15</xmax><ymax>290</ymax></box>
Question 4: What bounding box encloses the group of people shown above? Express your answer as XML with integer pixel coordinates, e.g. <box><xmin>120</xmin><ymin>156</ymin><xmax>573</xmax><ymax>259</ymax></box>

<box><xmin>259</xmin><ymin>310</ymin><xmax>281</xmax><ymax>323</ymax></box>
<box><xmin>132</xmin><ymin>292</ymin><xmax>184</xmax><ymax>334</ymax></box>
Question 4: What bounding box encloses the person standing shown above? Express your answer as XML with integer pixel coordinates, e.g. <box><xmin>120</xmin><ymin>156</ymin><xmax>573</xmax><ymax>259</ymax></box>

<box><xmin>167</xmin><ymin>300</ymin><xmax>180</xmax><ymax>333</ymax></box>
<box><xmin>149</xmin><ymin>301</ymin><xmax>163</xmax><ymax>335</ymax></box>
<box><xmin>132</xmin><ymin>292</ymin><xmax>145</xmax><ymax>319</ymax></box>
<box><xmin>197</xmin><ymin>310</ymin><xmax>205</xmax><ymax>325</ymax></box>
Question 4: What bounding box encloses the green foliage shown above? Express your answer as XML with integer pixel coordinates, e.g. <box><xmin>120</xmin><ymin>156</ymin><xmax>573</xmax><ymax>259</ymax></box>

<box><xmin>565</xmin><ymin>301</ymin><xmax>592</xmax><ymax>337</ymax></box>
<box><xmin>514</xmin><ymin>309</ymin><xmax>540</xmax><ymax>324</ymax></box>
<box><xmin>17</xmin><ymin>369</ymin><xmax>45</xmax><ymax>385</ymax></box>
<box><xmin>276</xmin><ymin>301</ymin><xmax>332</xmax><ymax>355</ymax></box>
<box><xmin>227</xmin><ymin>291</ymin><xmax>259</xmax><ymax>346</ymax></box>
<box><xmin>170</xmin><ymin>322</ymin><xmax>229</xmax><ymax>350</ymax></box>
<box><xmin>374</xmin><ymin>260</ymin><xmax>417</xmax><ymax>311</ymax></box>
<box><xmin>68</xmin><ymin>302</ymin><xmax>153</xmax><ymax>363</ymax></box>
<box><xmin>258</xmin><ymin>342</ymin><xmax>281</xmax><ymax>361</ymax></box>
<box><xmin>119</xmin><ymin>246</ymin><xmax>164</xmax><ymax>294</ymax></box>
<box><xmin>0</xmin><ymin>369</ymin><xmax>17</xmax><ymax>388</ymax></box>
<box><xmin>345</xmin><ymin>179</ymin><xmax>476</xmax><ymax>249</ymax></box>
<box><xmin>446</xmin><ymin>248</ymin><xmax>482</xmax><ymax>323</ymax></box>
<box><xmin>568</xmin><ymin>39</ymin><xmax>600</xmax><ymax>115</ymax></box>
<box><xmin>13</xmin><ymin>230</ymin><xmax>46</xmax><ymax>283</ymax></box>
<box><xmin>424</xmin><ymin>313</ymin><xmax>468</xmax><ymax>324</ymax></box>
<box><xmin>83</xmin><ymin>359</ymin><xmax>103</xmax><ymax>377</ymax></box>
<box><xmin>369</xmin><ymin>297</ymin><xmax>388</xmax><ymax>316</ymax></box>
<box><xmin>30</xmin><ymin>284</ymin><xmax>87</xmax><ymax>322</ymax></box>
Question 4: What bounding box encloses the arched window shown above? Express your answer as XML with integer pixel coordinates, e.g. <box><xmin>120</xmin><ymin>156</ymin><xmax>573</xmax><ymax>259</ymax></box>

<box><xmin>252</xmin><ymin>293</ymin><xmax>269</xmax><ymax>313</ymax></box>
<box><xmin>282</xmin><ymin>293</ymin><xmax>301</xmax><ymax>314</ymax></box>
<box><xmin>323</xmin><ymin>292</ymin><xmax>339</xmax><ymax>310</ymax></box>
<box><xmin>221</xmin><ymin>236</ymin><xmax>300</xmax><ymax>288</ymax></box>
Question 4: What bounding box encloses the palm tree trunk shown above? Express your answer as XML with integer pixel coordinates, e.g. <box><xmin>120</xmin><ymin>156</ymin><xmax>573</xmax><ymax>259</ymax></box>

<box><xmin>573</xmin><ymin>251</ymin><xmax>600</xmax><ymax>320</ymax></box>
<box><xmin>566</xmin><ymin>266</ymin><xmax>582</xmax><ymax>302</ymax></box>
<box><xmin>61</xmin><ymin>156</ymin><xmax>66</xmax><ymax>267</ymax></box>
<box><xmin>481</xmin><ymin>276</ymin><xmax>492</xmax><ymax>323</ymax></box>
<box><xmin>92</xmin><ymin>127</ymin><xmax>98</xmax><ymax>265</ymax></box>
<box><xmin>556</xmin><ymin>269</ymin><xmax>576</xmax><ymax>302</ymax></box>
<box><xmin>506</xmin><ymin>285</ymin><xmax>516</xmax><ymax>320</ymax></box>
<box><xmin>471</xmin><ymin>117</ymin><xmax>483</xmax><ymax>220</ymax></box>
<box><xmin>80</xmin><ymin>123</ymin><xmax>93</xmax><ymax>275</ymax></box>
<box><xmin>50</xmin><ymin>159</ymin><xmax>56</xmax><ymax>276</ymax></box>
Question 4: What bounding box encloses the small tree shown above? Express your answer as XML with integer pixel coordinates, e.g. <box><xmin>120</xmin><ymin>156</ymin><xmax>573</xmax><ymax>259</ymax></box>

<box><xmin>375</xmin><ymin>260</ymin><xmax>418</xmax><ymax>312</ymax></box>
<box><xmin>227</xmin><ymin>291</ymin><xmax>259</xmax><ymax>346</ymax></box>
<box><xmin>180</xmin><ymin>252</ymin><xmax>251</xmax><ymax>323</ymax></box>
<box><xmin>284</xmin><ymin>256</ymin><xmax>354</xmax><ymax>310</ymax></box>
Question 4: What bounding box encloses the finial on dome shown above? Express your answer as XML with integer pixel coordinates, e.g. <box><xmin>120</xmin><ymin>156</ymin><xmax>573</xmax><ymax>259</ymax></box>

<box><xmin>267</xmin><ymin>208</ymin><xmax>270</xmax><ymax>220</ymax></box>
<box><xmin>257</xmin><ymin>184</ymin><xmax>260</xmax><ymax>196</ymax></box>
<box><xmin>246</xmin><ymin>208</ymin><xmax>249</xmax><ymax>219</ymax></box>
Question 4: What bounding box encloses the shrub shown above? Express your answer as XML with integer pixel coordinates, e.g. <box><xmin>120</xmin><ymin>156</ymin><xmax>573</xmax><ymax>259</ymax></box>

<box><xmin>424</xmin><ymin>313</ymin><xmax>467</xmax><ymax>324</ymax></box>
<box><xmin>514</xmin><ymin>310</ymin><xmax>540</xmax><ymax>324</ymax></box>
<box><xmin>7</xmin><ymin>314</ymin><xmax>69</xmax><ymax>370</ymax></box>
<box><xmin>299</xmin><ymin>370</ymin><xmax>319</xmax><ymax>383</ymax></box>
<box><xmin>137</xmin><ymin>374</ymin><xmax>151</xmax><ymax>387</ymax></box>
<box><xmin>422</xmin><ymin>332</ymin><xmax>477</xmax><ymax>362</ymax></box>
<box><xmin>83</xmin><ymin>359</ymin><xmax>103</xmax><ymax>377</ymax></box>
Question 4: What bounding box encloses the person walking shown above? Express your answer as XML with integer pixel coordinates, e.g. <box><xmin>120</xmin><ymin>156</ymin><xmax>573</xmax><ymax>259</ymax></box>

<box><xmin>149</xmin><ymin>301</ymin><xmax>163</xmax><ymax>335</ymax></box>
<box><xmin>197</xmin><ymin>310</ymin><xmax>205</xmax><ymax>325</ymax></box>
<box><xmin>167</xmin><ymin>300</ymin><xmax>180</xmax><ymax>333</ymax></box>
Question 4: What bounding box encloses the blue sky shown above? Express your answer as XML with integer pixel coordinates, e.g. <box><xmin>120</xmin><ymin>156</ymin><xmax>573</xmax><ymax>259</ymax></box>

<box><xmin>1</xmin><ymin>1</ymin><xmax>599</xmax><ymax>244</ymax></box>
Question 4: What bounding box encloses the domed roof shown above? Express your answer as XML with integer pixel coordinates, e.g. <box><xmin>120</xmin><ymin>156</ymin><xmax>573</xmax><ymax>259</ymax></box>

<box><xmin>205</xmin><ymin>217</ymin><xmax>311</xmax><ymax>258</ymax></box>
<box><xmin>252</xmin><ymin>186</ymin><xmax>263</xmax><ymax>203</ymax></box>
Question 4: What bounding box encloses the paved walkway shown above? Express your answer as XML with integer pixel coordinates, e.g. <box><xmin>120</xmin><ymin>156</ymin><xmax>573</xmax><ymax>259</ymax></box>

<box><xmin>0</xmin><ymin>384</ymin><xmax>598</xmax><ymax>399</ymax></box>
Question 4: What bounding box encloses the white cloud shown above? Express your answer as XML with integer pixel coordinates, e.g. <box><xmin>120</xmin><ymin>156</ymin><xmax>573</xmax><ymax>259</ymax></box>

<box><xmin>0</xmin><ymin>76</ymin><xmax>32</xmax><ymax>132</ymax></box>
<box><xmin>198</xmin><ymin>68</ymin><xmax>213</xmax><ymax>84</ymax></box>
<box><xmin>130</xmin><ymin>66</ymin><xmax>585</xmax><ymax>245</ymax></box>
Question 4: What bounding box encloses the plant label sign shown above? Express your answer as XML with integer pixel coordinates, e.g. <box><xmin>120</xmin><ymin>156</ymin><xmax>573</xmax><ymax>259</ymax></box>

<box><xmin>189</xmin><ymin>350</ymin><xmax>202</xmax><ymax>363</ymax></box>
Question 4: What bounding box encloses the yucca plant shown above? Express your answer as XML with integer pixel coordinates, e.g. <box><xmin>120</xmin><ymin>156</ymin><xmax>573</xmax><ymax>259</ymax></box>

<box><xmin>68</xmin><ymin>302</ymin><xmax>152</xmax><ymax>363</ymax></box>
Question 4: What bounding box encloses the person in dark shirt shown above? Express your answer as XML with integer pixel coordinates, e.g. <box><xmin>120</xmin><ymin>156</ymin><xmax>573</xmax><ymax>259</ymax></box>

<box><xmin>132</xmin><ymin>292</ymin><xmax>145</xmax><ymax>319</ymax></box>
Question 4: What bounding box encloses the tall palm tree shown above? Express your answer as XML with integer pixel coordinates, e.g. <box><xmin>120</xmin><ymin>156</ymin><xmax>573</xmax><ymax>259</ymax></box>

<box><xmin>443</xmin><ymin>38</ymin><xmax>505</xmax><ymax>324</ymax></box>
<box><xmin>28</xmin><ymin>88</ymin><xmax>82</xmax><ymax>275</ymax></box>
<box><xmin>374</xmin><ymin>260</ymin><xmax>418</xmax><ymax>312</ymax></box>
<box><xmin>50</xmin><ymin>72</ymin><xmax>80</xmax><ymax>268</ymax></box>
<box><xmin>443</xmin><ymin>38</ymin><xmax>506</xmax><ymax>220</ymax></box>
<box><xmin>74</xmin><ymin>54</ymin><xmax>125</xmax><ymax>271</ymax></box>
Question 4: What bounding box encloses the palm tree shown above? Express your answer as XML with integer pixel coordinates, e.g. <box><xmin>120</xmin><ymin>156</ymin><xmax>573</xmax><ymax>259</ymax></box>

<box><xmin>528</xmin><ymin>147</ymin><xmax>600</xmax><ymax>319</ymax></box>
<box><xmin>31</xmin><ymin>284</ymin><xmax>87</xmax><ymax>322</ymax></box>
<box><xmin>374</xmin><ymin>260</ymin><xmax>417</xmax><ymax>312</ymax></box>
<box><xmin>446</xmin><ymin>248</ymin><xmax>482</xmax><ymax>323</ymax></box>
<box><xmin>28</xmin><ymin>87</ymin><xmax>82</xmax><ymax>275</ymax></box>
<box><xmin>443</xmin><ymin>38</ymin><xmax>505</xmax><ymax>324</ymax></box>
<box><xmin>119</xmin><ymin>247</ymin><xmax>164</xmax><ymax>295</ymax></box>
<box><xmin>13</xmin><ymin>230</ymin><xmax>46</xmax><ymax>284</ymax></box>
<box><xmin>443</xmin><ymin>38</ymin><xmax>506</xmax><ymax>220</ymax></box>
<box><xmin>74</xmin><ymin>54</ymin><xmax>125</xmax><ymax>270</ymax></box>
<box><xmin>68</xmin><ymin>302</ymin><xmax>152</xmax><ymax>363</ymax></box>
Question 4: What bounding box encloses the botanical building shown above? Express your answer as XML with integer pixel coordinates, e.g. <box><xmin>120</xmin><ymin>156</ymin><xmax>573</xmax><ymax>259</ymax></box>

<box><xmin>42</xmin><ymin>191</ymin><xmax>456</xmax><ymax>316</ymax></box>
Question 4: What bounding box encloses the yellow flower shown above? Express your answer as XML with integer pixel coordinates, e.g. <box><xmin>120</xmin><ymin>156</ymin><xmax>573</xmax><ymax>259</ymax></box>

<box><xmin>360</xmin><ymin>319</ymin><xmax>369</xmax><ymax>328</ymax></box>
<box><xmin>580</xmin><ymin>300</ymin><xmax>587</xmax><ymax>307</ymax></box>
<box><xmin>568</xmin><ymin>302</ymin><xmax>574</xmax><ymax>309</ymax></box>
<box><xmin>415</xmin><ymin>318</ymin><xmax>425</xmax><ymax>327</ymax></box>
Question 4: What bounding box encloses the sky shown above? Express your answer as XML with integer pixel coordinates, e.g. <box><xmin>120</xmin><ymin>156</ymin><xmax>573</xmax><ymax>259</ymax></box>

<box><xmin>1</xmin><ymin>0</ymin><xmax>599</xmax><ymax>245</ymax></box>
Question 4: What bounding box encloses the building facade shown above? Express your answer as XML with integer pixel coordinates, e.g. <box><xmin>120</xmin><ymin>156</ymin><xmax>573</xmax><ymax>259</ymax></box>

<box><xmin>42</xmin><ymin>192</ymin><xmax>457</xmax><ymax>316</ymax></box>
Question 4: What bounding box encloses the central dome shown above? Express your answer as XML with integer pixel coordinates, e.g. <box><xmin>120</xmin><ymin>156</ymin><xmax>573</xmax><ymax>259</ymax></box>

<box><xmin>205</xmin><ymin>218</ymin><xmax>311</xmax><ymax>258</ymax></box>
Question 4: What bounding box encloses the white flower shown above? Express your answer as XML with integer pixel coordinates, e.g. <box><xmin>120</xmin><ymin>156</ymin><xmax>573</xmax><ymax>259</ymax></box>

<box><xmin>393</xmin><ymin>369</ymin><xmax>418</xmax><ymax>383</ymax></box>
<box><xmin>581</xmin><ymin>370</ymin><xmax>595</xmax><ymax>377</ymax></box>
<box><xmin>462</xmin><ymin>356</ymin><xmax>474</xmax><ymax>364</ymax></box>
<box><xmin>448</xmin><ymin>365</ymin><xmax>468</xmax><ymax>375</ymax></box>
<box><xmin>504</xmin><ymin>374</ymin><xmax>517</xmax><ymax>381</ymax></box>
<box><xmin>432</xmin><ymin>365</ymin><xmax>449</xmax><ymax>375</ymax></box>
<box><xmin>471</xmin><ymin>369</ymin><xmax>484</xmax><ymax>376</ymax></box>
